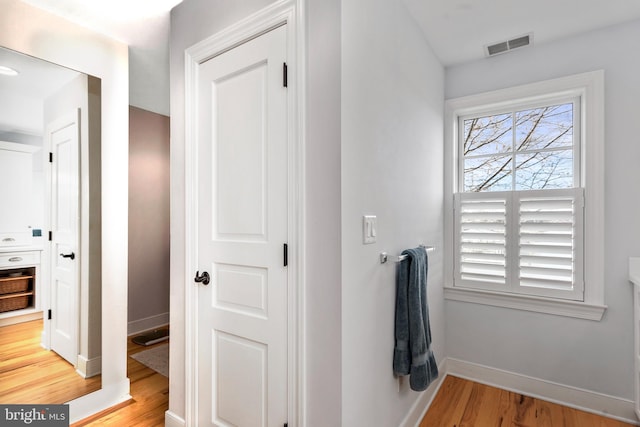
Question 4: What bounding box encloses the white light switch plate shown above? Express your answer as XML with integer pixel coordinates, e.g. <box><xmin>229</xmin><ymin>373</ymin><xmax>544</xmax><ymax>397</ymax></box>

<box><xmin>363</xmin><ymin>215</ymin><xmax>377</xmax><ymax>244</ymax></box>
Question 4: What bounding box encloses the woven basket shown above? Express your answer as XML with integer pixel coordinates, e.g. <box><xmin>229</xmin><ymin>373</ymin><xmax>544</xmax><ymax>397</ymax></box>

<box><xmin>0</xmin><ymin>277</ymin><xmax>29</xmax><ymax>295</ymax></box>
<box><xmin>0</xmin><ymin>295</ymin><xmax>29</xmax><ymax>313</ymax></box>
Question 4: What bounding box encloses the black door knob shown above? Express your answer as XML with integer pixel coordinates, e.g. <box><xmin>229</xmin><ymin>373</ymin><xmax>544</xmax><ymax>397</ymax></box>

<box><xmin>194</xmin><ymin>271</ymin><xmax>210</xmax><ymax>285</ymax></box>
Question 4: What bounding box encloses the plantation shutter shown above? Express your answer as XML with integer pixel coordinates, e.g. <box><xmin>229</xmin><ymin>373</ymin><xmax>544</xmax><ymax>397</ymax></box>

<box><xmin>516</xmin><ymin>188</ymin><xmax>584</xmax><ymax>300</ymax></box>
<box><xmin>454</xmin><ymin>188</ymin><xmax>584</xmax><ymax>300</ymax></box>
<box><xmin>454</xmin><ymin>192</ymin><xmax>509</xmax><ymax>291</ymax></box>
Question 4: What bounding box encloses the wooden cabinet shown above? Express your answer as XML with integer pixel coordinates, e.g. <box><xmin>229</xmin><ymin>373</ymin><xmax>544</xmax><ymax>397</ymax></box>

<box><xmin>0</xmin><ymin>267</ymin><xmax>35</xmax><ymax>313</ymax></box>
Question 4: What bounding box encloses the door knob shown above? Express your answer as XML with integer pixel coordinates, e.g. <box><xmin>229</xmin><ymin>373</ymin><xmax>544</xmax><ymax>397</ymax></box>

<box><xmin>60</xmin><ymin>252</ymin><xmax>75</xmax><ymax>260</ymax></box>
<box><xmin>194</xmin><ymin>271</ymin><xmax>210</xmax><ymax>285</ymax></box>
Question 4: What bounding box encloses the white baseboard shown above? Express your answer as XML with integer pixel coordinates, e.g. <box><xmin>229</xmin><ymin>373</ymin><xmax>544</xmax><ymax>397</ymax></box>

<box><xmin>127</xmin><ymin>312</ymin><xmax>169</xmax><ymax>336</ymax></box>
<box><xmin>400</xmin><ymin>358</ymin><xmax>449</xmax><ymax>427</ymax></box>
<box><xmin>165</xmin><ymin>410</ymin><xmax>185</xmax><ymax>427</ymax></box>
<box><xmin>68</xmin><ymin>379</ymin><xmax>131</xmax><ymax>424</ymax></box>
<box><xmin>0</xmin><ymin>310</ymin><xmax>42</xmax><ymax>327</ymax></box>
<box><xmin>77</xmin><ymin>355</ymin><xmax>102</xmax><ymax>378</ymax></box>
<box><xmin>446</xmin><ymin>358</ymin><xmax>639</xmax><ymax>426</ymax></box>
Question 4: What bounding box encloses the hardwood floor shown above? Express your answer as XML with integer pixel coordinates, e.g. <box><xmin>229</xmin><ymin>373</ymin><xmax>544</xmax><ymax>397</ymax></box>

<box><xmin>5</xmin><ymin>321</ymin><xmax>633</xmax><ymax>426</ymax></box>
<box><xmin>0</xmin><ymin>319</ymin><xmax>101</xmax><ymax>403</ymax></box>
<box><xmin>0</xmin><ymin>319</ymin><xmax>168</xmax><ymax>426</ymax></box>
<box><xmin>420</xmin><ymin>375</ymin><xmax>635</xmax><ymax>427</ymax></box>
<box><xmin>72</xmin><ymin>330</ymin><xmax>169</xmax><ymax>426</ymax></box>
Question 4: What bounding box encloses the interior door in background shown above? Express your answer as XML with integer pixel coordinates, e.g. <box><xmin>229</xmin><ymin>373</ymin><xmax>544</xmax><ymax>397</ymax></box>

<box><xmin>48</xmin><ymin>110</ymin><xmax>80</xmax><ymax>367</ymax></box>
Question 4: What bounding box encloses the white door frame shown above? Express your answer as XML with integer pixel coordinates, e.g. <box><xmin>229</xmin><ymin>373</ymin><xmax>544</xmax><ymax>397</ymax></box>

<box><xmin>184</xmin><ymin>1</ymin><xmax>305</xmax><ymax>425</ymax></box>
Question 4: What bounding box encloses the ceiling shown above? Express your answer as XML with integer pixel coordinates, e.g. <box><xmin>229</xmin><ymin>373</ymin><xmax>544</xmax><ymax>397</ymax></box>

<box><xmin>403</xmin><ymin>0</ymin><xmax>640</xmax><ymax>66</ymax></box>
<box><xmin>0</xmin><ymin>46</ymin><xmax>80</xmax><ymax>135</ymax></box>
<box><xmin>5</xmin><ymin>0</ymin><xmax>640</xmax><ymax>116</ymax></box>
<box><xmin>19</xmin><ymin>0</ymin><xmax>183</xmax><ymax>116</ymax></box>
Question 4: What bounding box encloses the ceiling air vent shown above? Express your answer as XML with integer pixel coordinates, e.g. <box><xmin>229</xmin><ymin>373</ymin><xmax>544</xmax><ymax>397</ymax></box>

<box><xmin>485</xmin><ymin>33</ymin><xmax>533</xmax><ymax>57</ymax></box>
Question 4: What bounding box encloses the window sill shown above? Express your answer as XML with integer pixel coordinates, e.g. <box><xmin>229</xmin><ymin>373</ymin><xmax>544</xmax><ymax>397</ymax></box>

<box><xmin>444</xmin><ymin>286</ymin><xmax>606</xmax><ymax>321</ymax></box>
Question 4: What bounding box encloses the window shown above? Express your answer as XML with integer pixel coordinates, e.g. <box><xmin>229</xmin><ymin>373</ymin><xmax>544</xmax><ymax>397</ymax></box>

<box><xmin>444</xmin><ymin>71</ymin><xmax>606</xmax><ymax>320</ymax></box>
<box><xmin>461</xmin><ymin>101</ymin><xmax>578</xmax><ymax>193</ymax></box>
<box><xmin>456</xmin><ymin>99</ymin><xmax>583</xmax><ymax>300</ymax></box>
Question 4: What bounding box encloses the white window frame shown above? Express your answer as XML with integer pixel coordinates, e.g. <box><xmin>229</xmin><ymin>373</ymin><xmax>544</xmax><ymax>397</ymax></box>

<box><xmin>444</xmin><ymin>71</ymin><xmax>606</xmax><ymax>321</ymax></box>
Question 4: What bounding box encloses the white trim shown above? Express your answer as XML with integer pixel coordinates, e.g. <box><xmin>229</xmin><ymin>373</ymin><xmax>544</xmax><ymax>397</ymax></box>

<box><xmin>127</xmin><ymin>312</ymin><xmax>170</xmax><ymax>336</ymax></box>
<box><xmin>164</xmin><ymin>410</ymin><xmax>186</xmax><ymax>427</ymax></box>
<box><xmin>0</xmin><ymin>310</ymin><xmax>42</xmax><ymax>327</ymax></box>
<box><xmin>68</xmin><ymin>379</ymin><xmax>131</xmax><ymax>424</ymax></box>
<box><xmin>446</xmin><ymin>358</ymin><xmax>639</xmax><ymax>425</ymax></box>
<box><xmin>0</xmin><ymin>140</ymin><xmax>40</xmax><ymax>153</ymax></box>
<box><xmin>183</xmin><ymin>1</ymin><xmax>304</xmax><ymax>425</ymax></box>
<box><xmin>444</xmin><ymin>70</ymin><xmax>606</xmax><ymax>316</ymax></box>
<box><xmin>444</xmin><ymin>286</ymin><xmax>606</xmax><ymax>320</ymax></box>
<box><xmin>76</xmin><ymin>354</ymin><xmax>101</xmax><ymax>378</ymax></box>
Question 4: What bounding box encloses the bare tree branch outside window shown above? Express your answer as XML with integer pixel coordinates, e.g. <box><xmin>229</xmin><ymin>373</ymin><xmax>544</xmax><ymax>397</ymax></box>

<box><xmin>463</xmin><ymin>103</ymin><xmax>574</xmax><ymax>192</ymax></box>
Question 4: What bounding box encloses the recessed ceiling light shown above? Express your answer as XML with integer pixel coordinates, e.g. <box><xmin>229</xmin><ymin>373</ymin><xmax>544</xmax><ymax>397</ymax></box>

<box><xmin>0</xmin><ymin>65</ymin><xmax>18</xmax><ymax>76</ymax></box>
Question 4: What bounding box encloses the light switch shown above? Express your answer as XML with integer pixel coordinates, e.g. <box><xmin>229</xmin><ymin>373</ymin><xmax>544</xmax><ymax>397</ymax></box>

<box><xmin>363</xmin><ymin>215</ymin><xmax>377</xmax><ymax>244</ymax></box>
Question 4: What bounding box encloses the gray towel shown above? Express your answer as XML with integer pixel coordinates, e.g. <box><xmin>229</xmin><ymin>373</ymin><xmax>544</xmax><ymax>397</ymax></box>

<box><xmin>393</xmin><ymin>247</ymin><xmax>438</xmax><ymax>391</ymax></box>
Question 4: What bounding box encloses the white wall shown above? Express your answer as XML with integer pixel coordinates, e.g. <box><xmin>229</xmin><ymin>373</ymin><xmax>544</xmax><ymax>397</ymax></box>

<box><xmin>341</xmin><ymin>0</ymin><xmax>445</xmax><ymax>425</ymax></box>
<box><xmin>444</xmin><ymin>19</ymin><xmax>640</xmax><ymax>401</ymax></box>
<box><xmin>304</xmin><ymin>0</ymin><xmax>343</xmax><ymax>424</ymax></box>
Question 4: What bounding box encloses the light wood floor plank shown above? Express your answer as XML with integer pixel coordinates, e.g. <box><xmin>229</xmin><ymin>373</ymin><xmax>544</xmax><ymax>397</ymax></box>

<box><xmin>421</xmin><ymin>376</ymin><xmax>636</xmax><ymax>427</ymax></box>
<box><xmin>72</xmin><ymin>329</ymin><xmax>169</xmax><ymax>426</ymax></box>
<box><xmin>0</xmin><ymin>319</ymin><xmax>101</xmax><ymax>404</ymax></box>
<box><xmin>0</xmin><ymin>319</ymin><xmax>168</xmax><ymax>425</ymax></box>
<box><xmin>419</xmin><ymin>375</ymin><xmax>473</xmax><ymax>427</ymax></box>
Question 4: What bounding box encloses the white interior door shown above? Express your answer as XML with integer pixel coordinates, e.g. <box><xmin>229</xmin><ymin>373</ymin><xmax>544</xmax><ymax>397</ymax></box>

<box><xmin>195</xmin><ymin>24</ymin><xmax>289</xmax><ymax>426</ymax></box>
<box><xmin>48</xmin><ymin>110</ymin><xmax>80</xmax><ymax>366</ymax></box>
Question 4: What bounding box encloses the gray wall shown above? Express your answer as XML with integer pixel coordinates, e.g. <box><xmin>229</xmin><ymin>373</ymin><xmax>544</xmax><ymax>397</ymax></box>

<box><xmin>128</xmin><ymin>106</ymin><xmax>170</xmax><ymax>333</ymax></box>
<box><xmin>445</xmin><ymin>19</ymin><xmax>640</xmax><ymax>400</ymax></box>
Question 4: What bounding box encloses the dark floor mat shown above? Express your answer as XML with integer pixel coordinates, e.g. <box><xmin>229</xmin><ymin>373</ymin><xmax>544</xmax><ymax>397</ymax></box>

<box><xmin>132</xmin><ymin>328</ymin><xmax>169</xmax><ymax>346</ymax></box>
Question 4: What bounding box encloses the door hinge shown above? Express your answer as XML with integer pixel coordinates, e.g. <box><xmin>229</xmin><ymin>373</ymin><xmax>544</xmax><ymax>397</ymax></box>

<box><xmin>283</xmin><ymin>62</ymin><xmax>288</xmax><ymax>88</ymax></box>
<box><xmin>48</xmin><ymin>231</ymin><xmax>52</xmax><ymax>241</ymax></box>
<box><xmin>283</xmin><ymin>243</ymin><xmax>288</xmax><ymax>267</ymax></box>
<box><xmin>48</xmin><ymin>309</ymin><xmax>52</xmax><ymax>320</ymax></box>
<box><xmin>49</xmin><ymin>152</ymin><xmax>53</xmax><ymax>163</ymax></box>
